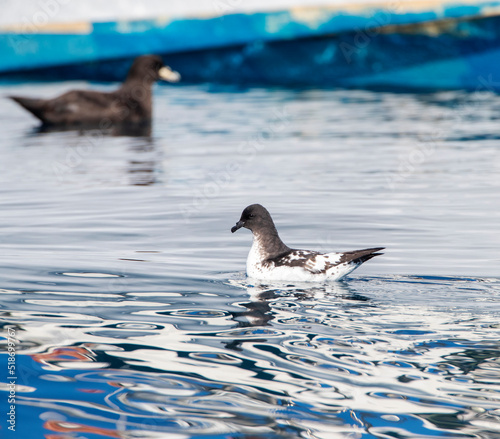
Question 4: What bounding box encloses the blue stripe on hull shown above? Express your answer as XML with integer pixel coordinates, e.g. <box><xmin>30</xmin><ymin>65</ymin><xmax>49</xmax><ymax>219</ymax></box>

<box><xmin>1</xmin><ymin>5</ymin><xmax>500</xmax><ymax>90</ymax></box>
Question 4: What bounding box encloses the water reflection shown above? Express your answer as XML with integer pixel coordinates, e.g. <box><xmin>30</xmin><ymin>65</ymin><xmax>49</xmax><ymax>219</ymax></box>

<box><xmin>1</xmin><ymin>274</ymin><xmax>498</xmax><ymax>438</ymax></box>
<box><xmin>33</xmin><ymin>121</ymin><xmax>152</xmax><ymax>137</ymax></box>
<box><xmin>228</xmin><ymin>280</ymin><xmax>371</xmax><ymax>327</ymax></box>
<box><xmin>16</xmin><ymin>119</ymin><xmax>162</xmax><ymax>186</ymax></box>
<box><xmin>2</xmin><ymin>83</ymin><xmax>500</xmax><ymax>437</ymax></box>
<box><xmin>127</xmin><ymin>140</ymin><xmax>160</xmax><ymax>186</ymax></box>
<box><xmin>33</xmin><ymin>122</ymin><xmax>160</xmax><ymax>185</ymax></box>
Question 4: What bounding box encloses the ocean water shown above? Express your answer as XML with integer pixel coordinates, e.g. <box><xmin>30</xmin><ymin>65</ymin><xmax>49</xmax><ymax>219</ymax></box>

<box><xmin>0</xmin><ymin>82</ymin><xmax>499</xmax><ymax>438</ymax></box>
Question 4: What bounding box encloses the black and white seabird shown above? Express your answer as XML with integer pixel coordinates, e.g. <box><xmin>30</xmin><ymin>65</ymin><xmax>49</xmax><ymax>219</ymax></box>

<box><xmin>9</xmin><ymin>55</ymin><xmax>180</xmax><ymax>127</ymax></box>
<box><xmin>231</xmin><ymin>204</ymin><xmax>384</xmax><ymax>282</ymax></box>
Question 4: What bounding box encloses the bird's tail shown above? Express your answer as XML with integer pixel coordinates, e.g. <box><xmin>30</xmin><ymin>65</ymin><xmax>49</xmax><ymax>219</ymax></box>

<box><xmin>9</xmin><ymin>96</ymin><xmax>47</xmax><ymax>123</ymax></box>
<box><xmin>341</xmin><ymin>247</ymin><xmax>385</xmax><ymax>265</ymax></box>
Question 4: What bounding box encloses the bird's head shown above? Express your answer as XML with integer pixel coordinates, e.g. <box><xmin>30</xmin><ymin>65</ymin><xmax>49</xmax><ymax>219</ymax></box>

<box><xmin>127</xmin><ymin>55</ymin><xmax>181</xmax><ymax>84</ymax></box>
<box><xmin>231</xmin><ymin>204</ymin><xmax>274</xmax><ymax>234</ymax></box>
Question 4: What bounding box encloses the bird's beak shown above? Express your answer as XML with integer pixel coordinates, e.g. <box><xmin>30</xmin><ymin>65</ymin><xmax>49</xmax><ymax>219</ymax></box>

<box><xmin>158</xmin><ymin>66</ymin><xmax>181</xmax><ymax>83</ymax></box>
<box><xmin>231</xmin><ymin>221</ymin><xmax>244</xmax><ymax>233</ymax></box>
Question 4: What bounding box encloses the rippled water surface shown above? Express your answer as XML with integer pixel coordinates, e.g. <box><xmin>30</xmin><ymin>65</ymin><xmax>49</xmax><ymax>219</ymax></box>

<box><xmin>0</xmin><ymin>82</ymin><xmax>499</xmax><ymax>438</ymax></box>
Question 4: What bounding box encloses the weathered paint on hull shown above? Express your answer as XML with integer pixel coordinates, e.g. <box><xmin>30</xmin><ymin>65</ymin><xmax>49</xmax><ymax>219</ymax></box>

<box><xmin>165</xmin><ymin>15</ymin><xmax>500</xmax><ymax>90</ymax></box>
<box><xmin>1</xmin><ymin>1</ymin><xmax>500</xmax><ymax>90</ymax></box>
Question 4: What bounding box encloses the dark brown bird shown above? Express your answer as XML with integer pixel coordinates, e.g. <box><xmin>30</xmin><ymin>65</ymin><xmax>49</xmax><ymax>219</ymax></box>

<box><xmin>9</xmin><ymin>55</ymin><xmax>180</xmax><ymax>127</ymax></box>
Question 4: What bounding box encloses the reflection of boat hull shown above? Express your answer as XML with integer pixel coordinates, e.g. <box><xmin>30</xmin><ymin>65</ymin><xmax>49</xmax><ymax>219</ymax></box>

<box><xmin>1</xmin><ymin>1</ymin><xmax>500</xmax><ymax>90</ymax></box>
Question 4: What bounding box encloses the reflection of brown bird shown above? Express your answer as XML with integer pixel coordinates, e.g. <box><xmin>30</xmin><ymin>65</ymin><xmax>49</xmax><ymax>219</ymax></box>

<box><xmin>9</xmin><ymin>55</ymin><xmax>180</xmax><ymax>127</ymax></box>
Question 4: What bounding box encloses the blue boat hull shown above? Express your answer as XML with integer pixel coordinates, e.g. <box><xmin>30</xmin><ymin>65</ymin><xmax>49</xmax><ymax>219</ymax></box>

<box><xmin>1</xmin><ymin>2</ymin><xmax>500</xmax><ymax>90</ymax></box>
<box><xmin>167</xmin><ymin>15</ymin><xmax>500</xmax><ymax>90</ymax></box>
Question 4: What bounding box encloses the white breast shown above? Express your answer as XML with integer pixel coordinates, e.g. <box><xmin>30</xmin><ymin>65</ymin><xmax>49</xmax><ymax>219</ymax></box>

<box><xmin>246</xmin><ymin>236</ymin><xmax>266</xmax><ymax>278</ymax></box>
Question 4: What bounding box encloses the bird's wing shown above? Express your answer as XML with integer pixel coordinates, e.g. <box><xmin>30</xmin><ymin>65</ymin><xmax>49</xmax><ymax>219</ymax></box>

<box><xmin>303</xmin><ymin>252</ymin><xmax>344</xmax><ymax>274</ymax></box>
<box><xmin>271</xmin><ymin>248</ymin><xmax>384</xmax><ymax>275</ymax></box>
<box><xmin>271</xmin><ymin>250</ymin><xmax>343</xmax><ymax>274</ymax></box>
<box><xmin>48</xmin><ymin>90</ymin><xmax>117</xmax><ymax>115</ymax></box>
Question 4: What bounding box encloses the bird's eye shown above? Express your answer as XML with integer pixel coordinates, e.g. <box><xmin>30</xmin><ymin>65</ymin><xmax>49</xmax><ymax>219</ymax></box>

<box><xmin>249</xmin><ymin>214</ymin><xmax>255</xmax><ymax>218</ymax></box>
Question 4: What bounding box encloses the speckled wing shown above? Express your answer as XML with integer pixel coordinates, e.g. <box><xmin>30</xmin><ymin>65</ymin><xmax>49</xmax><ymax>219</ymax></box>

<box><xmin>269</xmin><ymin>247</ymin><xmax>384</xmax><ymax>275</ymax></box>
<box><xmin>269</xmin><ymin>250</ymin><xmax>343</xmax><ymax>274</ymax></box>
